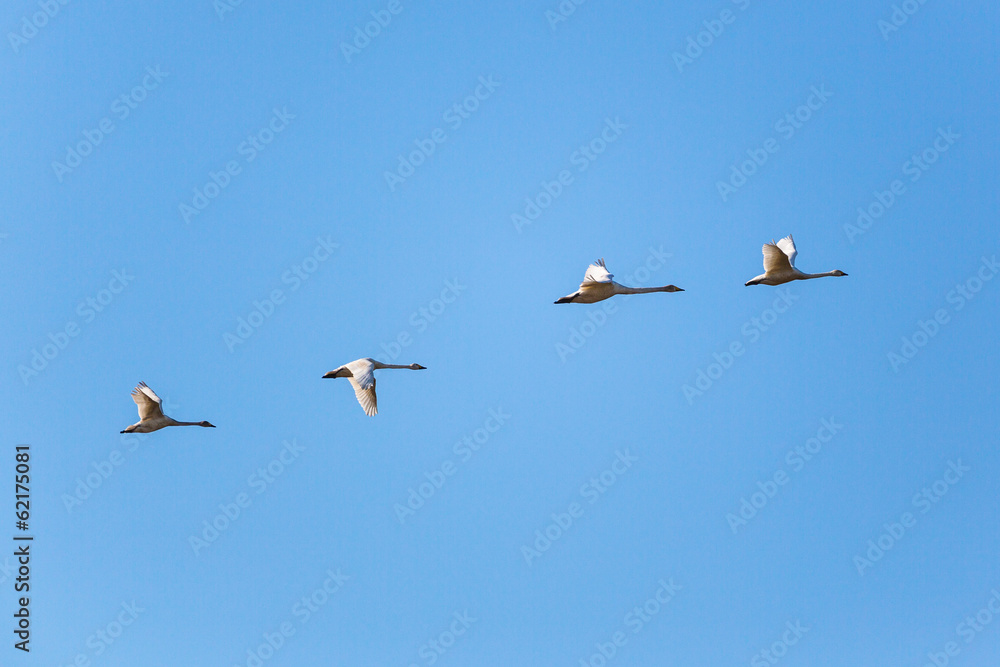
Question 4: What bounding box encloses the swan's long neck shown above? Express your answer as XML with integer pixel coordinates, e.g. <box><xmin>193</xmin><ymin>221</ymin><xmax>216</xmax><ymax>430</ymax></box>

<box><xmin>373</xmin><ymin>363</ymin><xmax>416</xmax><ymax>369</ymax></box>
<box><xmin>172</xmin><ymin>420</ymin><xmax>207</xmax><ymax>426</ymax></box>
<box><xmin>799</xmin><ymin>271</ymin><xmax>841</xmax><ymax>280</ymax></box>
<box><xmin>614</xmin><ymin>285</ymin><xmax>673</xmax><ymax>294</ymax></box>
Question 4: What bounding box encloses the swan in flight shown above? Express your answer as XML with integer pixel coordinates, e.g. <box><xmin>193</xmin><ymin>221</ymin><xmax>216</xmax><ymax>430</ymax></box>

<box><xmin>323</xmin><ymin>358</ymin><xmax>426</xmax><ymax>416</ymax></box>
<box><xmin>120</xmin><ymin>382</ymin><xmax>215</xmax><ymax>433</ymax></box>
<box><xmin>555</xmin><ymin>258</ymin><xmax>683</xmax><ymax>304</ymax></box>
<box><xmin>745</xmin><ymin>235</ymin><xmax>847</xmax><ymax>286</ymax></box>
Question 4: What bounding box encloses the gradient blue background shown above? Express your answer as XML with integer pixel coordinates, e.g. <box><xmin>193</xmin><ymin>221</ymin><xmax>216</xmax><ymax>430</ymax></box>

<box><xmin>1</xmin><ymin>1</ymin><xmax>998</xmax><ymax>665</ymax></box>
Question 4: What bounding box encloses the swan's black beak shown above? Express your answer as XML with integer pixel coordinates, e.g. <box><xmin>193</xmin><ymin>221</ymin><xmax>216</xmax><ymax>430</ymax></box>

<box><xmin>415</xmin><ymin>365</ymin><xmax>427</xmax><ymax>370</ymax></box>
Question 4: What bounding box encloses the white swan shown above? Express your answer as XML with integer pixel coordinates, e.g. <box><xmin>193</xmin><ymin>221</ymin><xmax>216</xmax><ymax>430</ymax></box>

<box><xmin>120</xmin><ymin>382</ymin><xmax>215</xmax><ymax>433</ymax></box>
<box><xmin>323</xmin><ymin>358</ymin><xmax>426</xmax><ymax>416</ymax></box>
<box><xmin>745</xmin><ymin>235</ymin><xmax>847</xmax><ymax>286</ymax></box>
<box><xmin>555</xmin><ymin>258</ymin><xmax>683</xmax><ymax>304</ymax></box>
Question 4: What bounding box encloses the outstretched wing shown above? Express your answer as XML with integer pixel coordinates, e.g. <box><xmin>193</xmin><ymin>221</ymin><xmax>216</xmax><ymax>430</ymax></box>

<box><xmin>131</xmin><ymin>382</ymin><xmax>164</xmax><ymax>421</ymax></box>
<box><xmin>776</xmin><ymin>234</ymin><xmax>798</xmax><ymax>267</ymax></box>
<box><xmin>349</xmin><ymin>377</ymin><xmax>378</xmax><ymax>416</ymax></box>
<box><xmin>762</xmin><ymin>242</ymin><xmax>793</xmax><ymax>274</ymax></box>
<box><xmin>581</xmin><ymin>258</ymin><xmax>613</xmax><ymax>286</ymax></box>
<box><xmin>345</xmin><ymin>359</ymin><xmax>377</xmax><ymax>416</ymax></box>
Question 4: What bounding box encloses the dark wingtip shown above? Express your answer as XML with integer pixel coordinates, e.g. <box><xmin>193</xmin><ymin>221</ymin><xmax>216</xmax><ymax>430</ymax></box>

<box><xmin>119</xmin><ymin>430</ymin><xmax>126</xmax><ymax>434</ymax></box>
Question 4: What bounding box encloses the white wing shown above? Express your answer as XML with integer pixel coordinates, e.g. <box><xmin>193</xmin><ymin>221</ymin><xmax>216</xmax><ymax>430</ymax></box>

<box><xmin>776</xmin><ymin>234</ymin><xmax>798</xmax><ymax>267</ymax></box>
<box><xmin>762</xmin><ymin>242</ymin><xmax>793</xmax><ymax>274</ymax></box>
<box><xmin>131</xmin><ymin>382</ymin><xmax>164</xmax><ymax>421</ymax></box>
<box><xmin>349</xmin><ymin>377</ymin><xmax>378</xmax><ymax>416</ymax></box>
<box><xmin>345</xmin><ymin>358</ymin><xmax>377</xmax><ymax>416</ymax></box>
<box><xmin>581</xmin><ymin>258</ymin><xmax>613</xmax><ymax>286</ymax></box>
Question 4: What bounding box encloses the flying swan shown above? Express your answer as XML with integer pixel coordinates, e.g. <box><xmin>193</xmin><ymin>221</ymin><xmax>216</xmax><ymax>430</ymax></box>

<box><xmin>745</xmin><ymin>235</ymin><xmax>847</xmax><ymax>286</ymax></box>
<box><xmin>120</xmin><ymin>382</ymin><xmax>215</xmax><ymax>433</ymax></box>
<box><xmin>555</xmin><ymin>258</ymin><xmax>683</xmax><ymax>304</ymax></box>
<box><xmin>323</xmin><ymin>358</ymin><xmax>426</xmax><ymax>416</ymax></box>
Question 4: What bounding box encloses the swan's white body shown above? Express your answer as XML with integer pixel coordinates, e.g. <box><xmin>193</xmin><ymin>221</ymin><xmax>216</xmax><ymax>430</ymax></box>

<box><xmin>323</xmin><ymin>358</ymin><xmax>426</xmax><ymax>416</ymax></box>
<box><xmin>555</xmin><ymin>258</ymin><xmax>683</xmax><ymax>304</ymax></box>
<box><xmin>745</xmin><ymin>235</ymin><xmax>847</xmax><ymax>286</ymax></box>
<box><xmin>120</xmin><ymin>382</ymin><xmax>215</xmax><ymax>433</ymax></box>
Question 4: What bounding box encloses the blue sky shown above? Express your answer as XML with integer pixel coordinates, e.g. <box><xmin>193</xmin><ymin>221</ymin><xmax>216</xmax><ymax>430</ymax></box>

<box><xmin>1</xmin><ymin>1</ymin><xmax>998</xmax><ymax>665</ymax></box>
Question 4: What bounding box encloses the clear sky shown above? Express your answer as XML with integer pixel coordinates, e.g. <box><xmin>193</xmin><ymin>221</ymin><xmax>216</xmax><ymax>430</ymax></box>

<box><xmin>1</xmin><ymin>1</ymin><xmax>998</xmax><ymax>665</ymax></box>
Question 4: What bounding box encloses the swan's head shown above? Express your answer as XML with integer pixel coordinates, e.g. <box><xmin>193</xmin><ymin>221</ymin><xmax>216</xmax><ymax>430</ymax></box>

<box><xmin>200</xmin><ymin>421</ymin><xmax>216</xmax><ymax>428</ymax></box>
<box><xmin>832</xmin><ymin>270</ymin><xmax>848</xmax><ymax>277</ymax></box>
<box><xmin>664</xmin><ymin>285</ymin><xmax>684</xmax><ymax>292</ymax></box>
<box><xmin>410</xmin><ymin>364</ymin><xmax>426</xmax><ymax>370</ymax></box>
